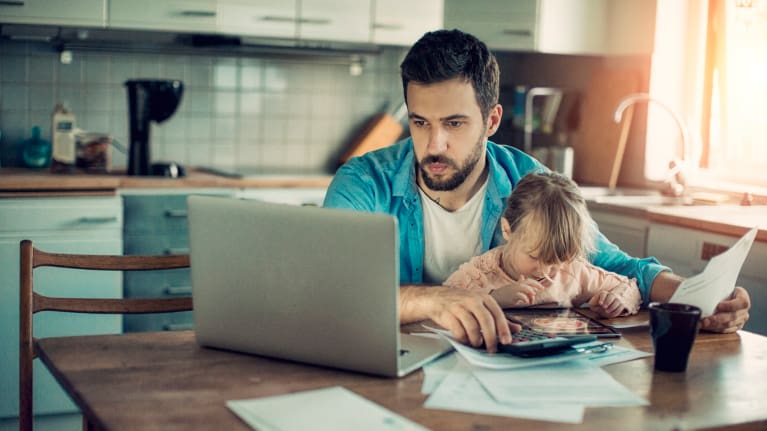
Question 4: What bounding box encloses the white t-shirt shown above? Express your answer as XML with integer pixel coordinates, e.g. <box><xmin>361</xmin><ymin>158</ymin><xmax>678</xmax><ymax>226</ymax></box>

<box><xmin>418</xmin><ymin>179</ymin><xmax>488</xmax><ymax>284</ymax></box>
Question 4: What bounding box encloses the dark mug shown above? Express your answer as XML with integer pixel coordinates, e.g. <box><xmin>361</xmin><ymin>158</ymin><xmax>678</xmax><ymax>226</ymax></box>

<box><xmin>649</xmin><ymin>302</ymin><xmax>702</xmax><ymax>372</ymax></box>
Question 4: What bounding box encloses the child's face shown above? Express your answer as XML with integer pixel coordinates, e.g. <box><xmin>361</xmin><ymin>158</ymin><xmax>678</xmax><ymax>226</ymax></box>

<box><xmin>500</xmin><ymin>218</ymin><xmax>561</xmax><ymax>281</ymax></box>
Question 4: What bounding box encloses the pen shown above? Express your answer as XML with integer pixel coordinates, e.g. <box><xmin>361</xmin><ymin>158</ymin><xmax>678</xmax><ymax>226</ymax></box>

<box><xmin>574</xmin><ymin>342</ymin><xmax>613</xmax><ymax>354</ymax></box>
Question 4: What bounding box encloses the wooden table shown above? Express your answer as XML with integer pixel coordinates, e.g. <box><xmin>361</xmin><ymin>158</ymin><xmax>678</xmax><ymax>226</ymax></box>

<box><xmin>36</xmin><ymin>324</ymin><xmax>767</xmax><ymax>431</ymax></box>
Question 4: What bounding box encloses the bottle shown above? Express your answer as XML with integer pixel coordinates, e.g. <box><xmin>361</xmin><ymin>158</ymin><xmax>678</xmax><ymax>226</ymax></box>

<box><xmin>21</xmin><ymin>126</ymin><xmax>52</xmax><ymax>168</ymax></box>
<box><xmin>51</xmin><ymin>103</ymin><xmax>77</xmax><ymax>172</ymax></box>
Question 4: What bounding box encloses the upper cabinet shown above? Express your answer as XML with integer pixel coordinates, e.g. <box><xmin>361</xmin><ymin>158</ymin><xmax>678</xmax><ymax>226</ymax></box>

<box><xmin>109</xmin><ymin>0</ymin><xmax>218</xmax><ymax>33</ymax></box>
<box><xmin>217</xmin><ymin>0</ymin><xmax>297</xmax><ymax>39</ymax></box>
<box><xmin>372</xmin><ymin>0</ymin><xmax>444</xmax><ymax>46</ymax></box>
<box><xmin>0</xmin><ymin>0</ymin><xmax>106</xmax><ymax>27</ymax></box>
<box><xmin>445</xmin><ymin>0</ymin><xmax>656</xmax><ymax>55</ymax></box>
<box><xmin>217</xmin><ymin>0</ymin><xmax>371</xmax><ymax>43</ymax></box>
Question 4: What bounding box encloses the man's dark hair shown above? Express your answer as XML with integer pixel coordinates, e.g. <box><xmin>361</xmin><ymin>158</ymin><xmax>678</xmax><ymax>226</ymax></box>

<box><xmin>400</xmin><ymin>29</ymin><xmax>500</xmax><ymax>120</ymax></box>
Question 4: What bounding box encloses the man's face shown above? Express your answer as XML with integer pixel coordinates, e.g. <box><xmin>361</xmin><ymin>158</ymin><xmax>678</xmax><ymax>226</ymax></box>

<box><xmin>406</xmin><ymin>78</ymin><xmax>498</xmax><ymax>191</ymax></box>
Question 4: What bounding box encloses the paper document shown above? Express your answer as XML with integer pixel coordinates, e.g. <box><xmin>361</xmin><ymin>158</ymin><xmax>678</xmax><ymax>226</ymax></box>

<box><xmin>669</xmin><ymin>226</ymin><xmax>758</xmax><ymax>317</ymax></box>
<box><xmin>227</xmin><ymin>386</ymin><xmax>429</xmax><ymax>431</ymax></box>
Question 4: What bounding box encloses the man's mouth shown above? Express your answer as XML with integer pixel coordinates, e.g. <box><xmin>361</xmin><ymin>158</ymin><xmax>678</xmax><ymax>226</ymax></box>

<box><xmin>426</xmin><ymin>162</ymin><xmax>449</xmax><ymax>175</ymax></box>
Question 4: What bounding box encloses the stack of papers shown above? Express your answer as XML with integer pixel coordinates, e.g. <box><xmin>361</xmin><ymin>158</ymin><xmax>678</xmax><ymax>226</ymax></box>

<box><xmin>422</xmin><ymin>329</ymin><xmax>651</xmax><ymax>424</ymax></box>
<box><xmin>228</xmin><ymin>386</ymin><xmax>429</xmax><ymax>431</ymax></box>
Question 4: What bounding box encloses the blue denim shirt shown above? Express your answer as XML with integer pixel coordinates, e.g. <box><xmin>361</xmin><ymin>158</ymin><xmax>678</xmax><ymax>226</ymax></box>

<box><xmin>323</xmin><ymin>138</ymin><xmax>668</xmax><ymax>305</ymax></box>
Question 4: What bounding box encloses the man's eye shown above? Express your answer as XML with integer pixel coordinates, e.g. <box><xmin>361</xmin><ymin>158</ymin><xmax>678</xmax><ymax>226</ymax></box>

<box><xmin>412</xmin><ymin>120</ymin><xmax>426</xmax><ymax>127</ymax></box>
<box><xmin>446</xmin><ymin>121</ymin><xmax>463</xmax><ymax>128</ymax></box>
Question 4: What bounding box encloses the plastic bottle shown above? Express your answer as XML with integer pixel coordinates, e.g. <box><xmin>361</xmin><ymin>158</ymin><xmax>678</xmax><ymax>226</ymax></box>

<box><xmin>51</xmin><ymin>103</ymin><xmax>77</xmax><ymax>172</ymax></box>
<box><xmin>21</xmin><ymin>126</ymin><xmax>52</xmax><ymax>168</ymax></box>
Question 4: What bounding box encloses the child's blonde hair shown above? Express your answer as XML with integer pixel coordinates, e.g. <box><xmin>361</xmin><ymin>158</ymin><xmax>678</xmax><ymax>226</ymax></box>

<box><xmin>503</xmin><ymin>171</ymin><xmax>597</xmax><ymax>264</ymax></box>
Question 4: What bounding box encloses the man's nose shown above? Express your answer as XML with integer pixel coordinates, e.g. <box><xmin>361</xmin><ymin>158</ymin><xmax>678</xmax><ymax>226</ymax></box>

<box><xmin>427</xmin><ymin>127</ymin><xmax>447</xmax><ymax>154</ymax></box>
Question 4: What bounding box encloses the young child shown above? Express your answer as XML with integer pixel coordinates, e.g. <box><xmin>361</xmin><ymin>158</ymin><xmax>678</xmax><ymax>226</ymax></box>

<box><xmin>443</xmin><ymin>171</ymin><xmax>640</xmax><ymax>318</ymax></box>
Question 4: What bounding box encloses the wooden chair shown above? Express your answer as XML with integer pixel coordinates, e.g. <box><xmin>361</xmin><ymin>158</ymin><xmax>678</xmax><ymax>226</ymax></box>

<box><xmin>19</xmin><ymin>239</ymin><xmax>193</xmax><ymax>431</ymax></box>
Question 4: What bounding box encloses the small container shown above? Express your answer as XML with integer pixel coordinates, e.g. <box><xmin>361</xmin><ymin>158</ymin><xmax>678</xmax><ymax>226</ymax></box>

<box><xmin>51</xmin><ymin>103</ymin><xmax>77</xmax><ymax>172</ymax></box>
<box><xmin>21</xmin><ymin>126</ymin><xmax>52</xmax><ymax>169</ymax></box>
<box><xmin>75</xmin><ymin>132</ymin><xmax>111</xmax><ymax>173</ymax></box>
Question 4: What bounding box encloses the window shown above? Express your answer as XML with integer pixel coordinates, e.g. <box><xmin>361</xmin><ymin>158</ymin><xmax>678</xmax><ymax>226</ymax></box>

<box><xmin>647</xmin><ymin>0</ymin><xmax>767</xmax><ymax>189</ymax></box>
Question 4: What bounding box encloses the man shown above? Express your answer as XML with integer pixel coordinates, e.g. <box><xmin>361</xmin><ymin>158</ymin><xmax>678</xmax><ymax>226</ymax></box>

<box><xmin>323</xmin><ymin>29</ymin><xmax>750</xmax><ymax>352</ymax></box>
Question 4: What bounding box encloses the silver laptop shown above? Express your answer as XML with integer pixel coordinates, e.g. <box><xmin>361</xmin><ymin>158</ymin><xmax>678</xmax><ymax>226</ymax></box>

<box><xmin>187</xmin><ymin>195</ymin><xmax>451</xmax><ymax>377</ymax></box>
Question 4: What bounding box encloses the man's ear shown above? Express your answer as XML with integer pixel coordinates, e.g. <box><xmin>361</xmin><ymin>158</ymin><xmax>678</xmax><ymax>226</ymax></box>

<box><xmin>501</xmin><ymin>217</ymin><xmax>512</xmax><ymax>241</ymax></box>
<box><xmin>485</xmin><ymin>103</ymin><xmax>503</xmax><ymax>137</ymax></box>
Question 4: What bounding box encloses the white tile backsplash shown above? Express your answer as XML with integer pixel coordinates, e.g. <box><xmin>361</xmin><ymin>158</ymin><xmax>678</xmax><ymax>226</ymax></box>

<box><xmin>0</xmin><ymin>40</ymin><xmax>406</xmax><ymax>171</ymax></box>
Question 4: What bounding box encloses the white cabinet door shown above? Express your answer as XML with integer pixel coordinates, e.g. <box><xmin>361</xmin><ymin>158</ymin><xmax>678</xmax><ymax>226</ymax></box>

<box><xmin>444</xmin><ymin>0</ymin><xmax>537</xmax><ymax>51</ymax></box>
<box><xmin>218</xmin><ymin>0</ymin><xmax>297</xmax><ymax>39</ymax></box>
<box><xmin>590</xmin><ymin>209</ymin><xmax>648</xmax><ymax>258</ymax></box>
<box><xmin>109</xmin><ymin>0</ymin><xmax>218</xmax><ymax>33</ymax></box>
<box><xmin>299</xmin><ymin>0</ymin><xmax>371</xmax><ymax>43</ymax></box>
<box><xmin>372</xmin><ymin>0</ymin><xmax>443</xmax><ymax>46</ymax></box>
<box><xmin>0</xmin><ymin>197</ymin><xmax>123</xmax><ymax>419</ymax></box>
<box><xmin>445</xmin><ymin>0</ymin><xmax>655</xmax><ymax>55</ymax></box>
<box><xmin>0</xmin><ymin>0</ymin><xmax>106</xmax><ymax>27</ymax></box>
<box><xmin>237</xmin><ymin>187</ymin><xmax>326</xmax><ymax>206</ymax></box>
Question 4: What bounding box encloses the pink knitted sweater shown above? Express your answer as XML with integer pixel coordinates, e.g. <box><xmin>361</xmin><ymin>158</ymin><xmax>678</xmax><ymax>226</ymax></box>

<box><xmin>443</xmin><ymin>247</ymin><xmax>641</xmax><ymax>314</ymax></box>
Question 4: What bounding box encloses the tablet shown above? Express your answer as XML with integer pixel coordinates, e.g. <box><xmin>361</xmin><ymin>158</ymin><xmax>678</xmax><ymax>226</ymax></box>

<box><xmin>504</xmin><ymin>308</ymin><xmax>621</xmax><ymax>338</ymax></box>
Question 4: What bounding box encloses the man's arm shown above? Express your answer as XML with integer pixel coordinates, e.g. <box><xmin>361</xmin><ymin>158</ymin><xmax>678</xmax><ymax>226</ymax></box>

<box><xmin>649</xmin><ymin>271</ymin><xmax>751</xmax><ymax>333</ymax></box>
<box><xmin>400</xmin><ymin>284</ymin><xmax>517</xmax><ymax>353</ymax></box>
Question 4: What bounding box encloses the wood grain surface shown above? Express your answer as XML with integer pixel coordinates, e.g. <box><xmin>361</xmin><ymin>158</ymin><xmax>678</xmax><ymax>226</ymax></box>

<box><xmin>572</xmin><ymin>68</ymin><xmax>640</xmax><ymax>187</ymax></box>
<box><xmin>35</xmin><ymin>321</ymin><xmax>767</xmax><ymax>431</ymax></box>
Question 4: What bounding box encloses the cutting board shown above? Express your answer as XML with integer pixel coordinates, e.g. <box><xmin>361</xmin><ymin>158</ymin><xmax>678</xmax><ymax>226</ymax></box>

<box><xmin>572</xmin><ymin>68</ymin><xmax>640</xmax><ymax>186</ymax></box>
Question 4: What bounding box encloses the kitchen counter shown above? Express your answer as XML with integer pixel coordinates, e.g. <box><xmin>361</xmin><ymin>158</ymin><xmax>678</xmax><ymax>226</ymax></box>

<box><xmin>583</xmin><ymin>189</ymin><xmax>767</xmax><ymax>243</ymax></box>
<box><xmin>0</xmin><ymin>168</ymin><xmax>333</xmax><ymax>197</ymax></box>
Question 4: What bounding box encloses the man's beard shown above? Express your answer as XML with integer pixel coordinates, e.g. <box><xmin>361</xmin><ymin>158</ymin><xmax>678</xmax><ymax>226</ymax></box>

<box><xmin>418</xmin><ymin>136</ymin><xmax>484</xmax><ymax>191</ymax></box>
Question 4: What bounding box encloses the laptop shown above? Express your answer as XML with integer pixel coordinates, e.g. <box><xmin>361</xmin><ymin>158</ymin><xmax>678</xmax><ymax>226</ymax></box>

<box><xmin>187</xmin><ymin>195</ymin><xmax>451</xmax><ymax>377</ymax></box>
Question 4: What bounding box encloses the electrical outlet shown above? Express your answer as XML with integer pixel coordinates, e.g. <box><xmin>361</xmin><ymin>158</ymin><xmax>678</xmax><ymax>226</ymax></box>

<box><xmin>701</xmin><ymin>242</ymin><xmax>729</xmax><ymax>261</ymax></box>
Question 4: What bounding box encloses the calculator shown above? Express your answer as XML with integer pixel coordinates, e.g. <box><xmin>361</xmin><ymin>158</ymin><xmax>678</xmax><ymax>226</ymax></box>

<box><xmin>497</xmin><ymin>329</ymin><xmax>597</xmax><ymax>357</ymax></box>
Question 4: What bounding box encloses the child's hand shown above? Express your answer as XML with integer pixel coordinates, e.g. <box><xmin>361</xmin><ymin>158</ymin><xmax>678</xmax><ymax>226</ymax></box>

<box><xmin>491</xmin><ymin>276</ymin><xmax>546</xmax><ymax>307</ymax></box>
<box><xmin>588</xmin><ymin>290</ymin><xmax>628</xmax><ymax>318</ymax></box>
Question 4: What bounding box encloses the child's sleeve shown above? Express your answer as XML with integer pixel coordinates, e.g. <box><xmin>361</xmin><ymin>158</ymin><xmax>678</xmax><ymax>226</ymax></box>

<box><xmin>443</xmin><ymin>257</ymin><xmax>493</xmax><ymax>293</ymax></box>
<box><xmin>573</xmin><ymin>259</ymin><xmax>641</xmax><ymax>315</ymax></box>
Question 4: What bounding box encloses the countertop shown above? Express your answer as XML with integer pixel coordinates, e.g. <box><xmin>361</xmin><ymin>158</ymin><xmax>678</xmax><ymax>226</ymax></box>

<box><xmin>585</xmin><ymin>194</ymin><xmax>767</xmax><ymax>243</ymax></box>
<box><xmin>1</xmin><ymin>169</ymin><xmax>763</xmax><ymax>242</ymax></box>
<box><xmin>0</xmin><ymin>167</ymin><xmax>333</xmax><ymax>197</ymax></box>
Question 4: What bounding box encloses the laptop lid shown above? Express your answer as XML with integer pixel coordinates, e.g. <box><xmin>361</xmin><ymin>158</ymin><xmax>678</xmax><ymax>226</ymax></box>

<box><xmin>187</xmin><ymin>196</ymin><xmax>448</xmax><ymax>377</ymax></box>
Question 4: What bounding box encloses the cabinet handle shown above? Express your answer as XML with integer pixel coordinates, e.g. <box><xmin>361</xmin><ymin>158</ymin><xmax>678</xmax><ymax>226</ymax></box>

<box><xmin>260</xmin><ymin>15</ymin><xmax>297</xmax><ymax>23</ymax></box>
<box><xmin>164</xmin><ymin>322</ymin><xmax>194</xmax><ymax>331</ymax></box>
<box><xmin>165</xmin><ymin>247</ymin><xmax>190</xmax><ymax>255</ymax></box>
<box><xmin>502</xmin><ymin>29</ymin><xmax>533</xmax><ymax>37</ymax></box>
<box><xmin>78</xmin><ymin>216</ymin><xmax>119</xmax><ymax>223</ymax></box>
<box><xmin>179</xmin><ymin>9</ymin><xmax>216</xmax><ymax>17</ymax></box>
<box><xmin>164</xmin><ymin>286</ymin><xmax>193</xmax><ymax>296</ymax></box>
<box><xmin>373</xmin><ymin>23</ymin><xmax>403</xmax><ymax>30</ymax></box>
<box><xmin>0</xmin><ymin>1</ymin><xmax>24</xmax><ymax>5</ymax></box>
<box><xmin>299</xmin><ymin>17</ymin><xmax>331</xmax><ymax>25</ymax></box>
<box><xmin>164</xmin><ymin>209</ymin><xmax>188</xmax><ymax>218</ymax></box>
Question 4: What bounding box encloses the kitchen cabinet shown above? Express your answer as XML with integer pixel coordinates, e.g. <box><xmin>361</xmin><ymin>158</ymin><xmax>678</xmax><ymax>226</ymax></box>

<box><xmin>121</xmin><ymin>189</ymin><xmax>234</xmax><ymax>332</ymax></box>
<box><xmin>371</xmin><ymin>0</ymin><xmax>444</xmax><ymax>46</ymax></box>
<box><xmin>218</xmin><ymin>0</ymin><xmax>372</xmax><ymax>43</ymax></box>
<box><xmin>0</xmin><ymin>196</ymin><xmax>122</xmax><ymax>419</ymax></box>
<box><xmin>0</xmin><ymin>0</ymin><xmax>106</xmax><ymax>27</ymax></box>
<box><xmin>444</xmin><ymin>0</ymin><xmax>656</xmax><ymax>55</ymax></box>
<box><xmin>108</xmin><ymin>0</ymin><xmax>218</xmax><ymax>33</ymax></box>
<box><xmin>590</xmin><ymin>209</ymin><xmax>648</xmax><ymax>258</ymax></box>
<box><xmin>647</xmin><ymin>223</ymin><xmax>767</xmax><ymax>336</ymax></box>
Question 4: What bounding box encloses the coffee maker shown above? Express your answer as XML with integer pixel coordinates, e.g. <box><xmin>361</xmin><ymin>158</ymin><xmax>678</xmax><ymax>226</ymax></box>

<box><xmin>125</xmin><ymin>79</ymin><xmax>184</xmax><ymax>176</ymax></box>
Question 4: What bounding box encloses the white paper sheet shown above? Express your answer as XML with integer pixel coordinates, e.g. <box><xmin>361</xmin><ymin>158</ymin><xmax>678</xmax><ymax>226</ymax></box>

<box><xmin>669</xmin><ymin>226</ymin><xmax>758</xmax><ymax>317</ymax></box>
<box><xmin>421</xmin><ymin>351</ymin><xmax>459</xmax><ymax>394</ymax></box>
<box><xmin>424</xmin><ymin>357</ymin><xmax>585</xmax><ymax>424</ymax></box>
<box><xmin>472</xmin><ymin>362</ymin><xmax>649</xmax><ymax>407</ymax></box>
<box><xmin>227</xmin><ymin>386</ymin><xmax>429</xmax><ymax>431</ymax></box>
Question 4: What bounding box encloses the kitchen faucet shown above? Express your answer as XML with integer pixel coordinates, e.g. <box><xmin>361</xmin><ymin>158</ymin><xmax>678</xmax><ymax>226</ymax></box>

<box><xmin>613</xmin><ymin>93</ymin><xmax>692</xmax><ymax>197</ymax></box>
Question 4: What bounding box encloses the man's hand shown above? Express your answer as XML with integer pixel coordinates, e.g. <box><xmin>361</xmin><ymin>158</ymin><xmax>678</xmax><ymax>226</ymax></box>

<box><xmin>701</xmin><ymin>286</ymin><xmax>751</xmax><ymax>333</ymax></box>
<box><xmin>400</xmin><ymin>285</ymin><xmax>520</xmax><ymax>353</ymax></box>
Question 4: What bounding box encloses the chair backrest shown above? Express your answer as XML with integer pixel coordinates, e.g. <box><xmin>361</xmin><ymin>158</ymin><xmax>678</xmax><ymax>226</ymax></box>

<box><xmin>18</xmin><ymin>239</ymin><xmax>192</xmax><ymax>431</ymax></box>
